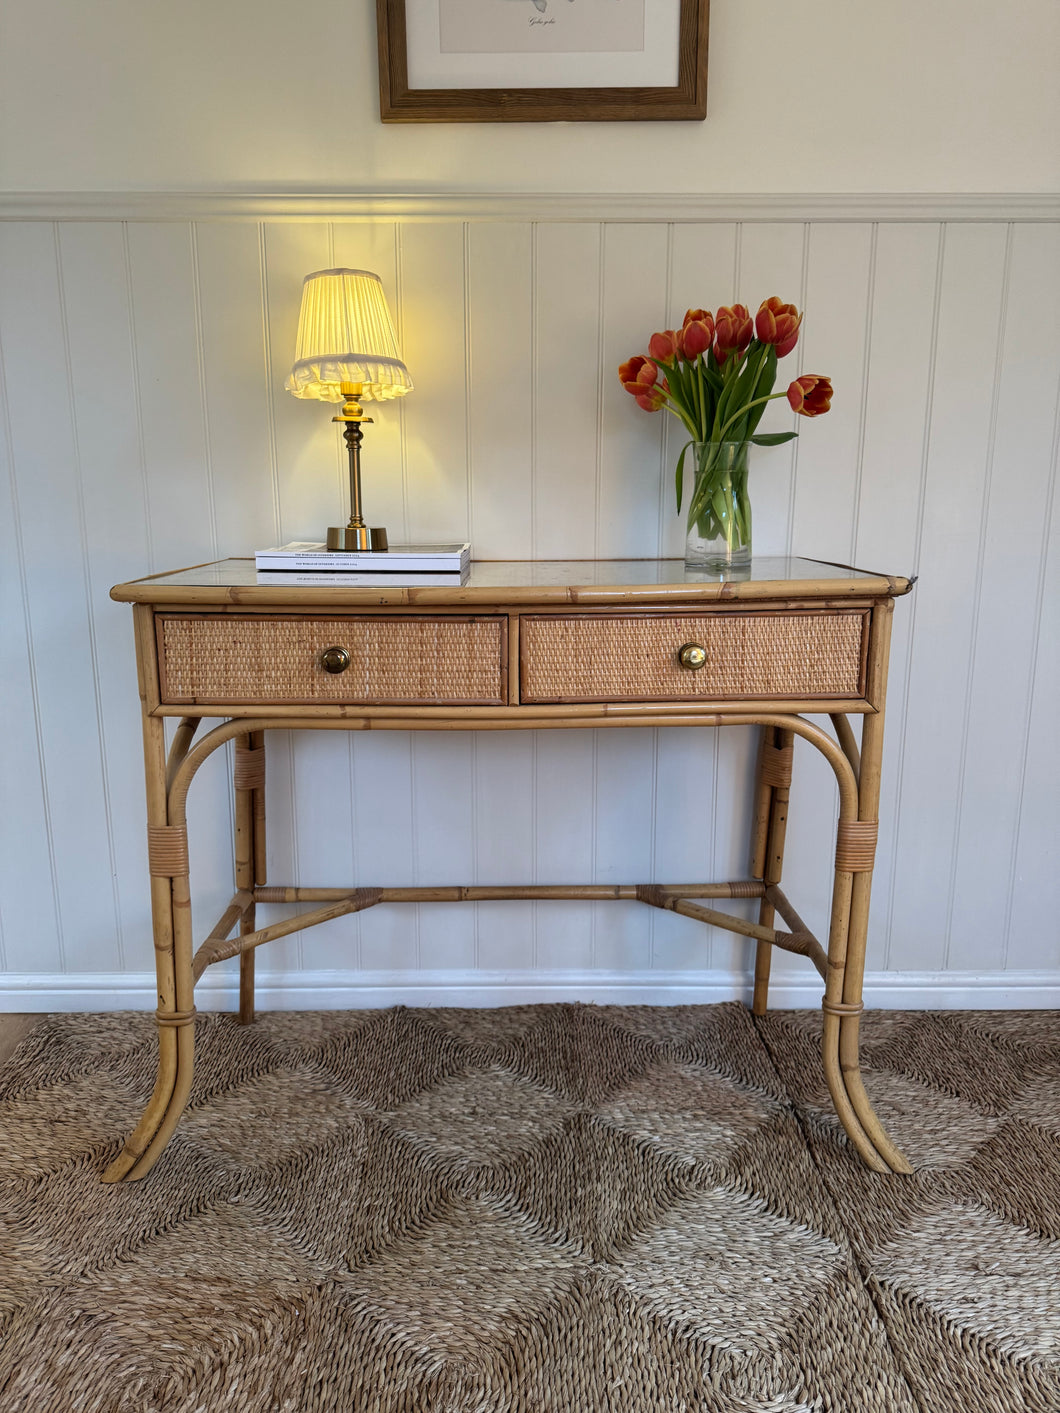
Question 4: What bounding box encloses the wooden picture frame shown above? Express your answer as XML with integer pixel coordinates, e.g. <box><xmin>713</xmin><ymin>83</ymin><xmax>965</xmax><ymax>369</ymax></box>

<box><xmin>376</xmin><ymin>0</ymin><xmax>708</xmax><ymax>122</ymax></box>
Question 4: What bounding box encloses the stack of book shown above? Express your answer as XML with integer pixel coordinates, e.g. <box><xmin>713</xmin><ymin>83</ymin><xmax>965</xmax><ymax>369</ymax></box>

<box><xmin>255</xmin><ymin>542</ymin><xmax>471</xmax><ymax>586</ymax></box>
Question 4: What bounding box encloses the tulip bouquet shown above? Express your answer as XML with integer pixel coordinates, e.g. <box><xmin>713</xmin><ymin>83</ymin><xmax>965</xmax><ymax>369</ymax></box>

<box><xmin>618</xmin><ymin>299</ymin><xmax>833</xmax><ymax>568</ymax></box>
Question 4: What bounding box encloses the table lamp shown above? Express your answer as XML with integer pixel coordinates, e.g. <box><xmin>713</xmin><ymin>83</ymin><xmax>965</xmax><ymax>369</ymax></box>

<box><xmin>285</xmin><ymin>268</ymin><xmax>413</xmax><ymax>551</ymax></box>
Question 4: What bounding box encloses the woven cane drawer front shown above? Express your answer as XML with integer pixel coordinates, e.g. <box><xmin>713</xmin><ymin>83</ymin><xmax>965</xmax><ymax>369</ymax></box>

<box><xmin>520</xmin><ymin>610</ymin><xmax>868</xmax><ymax>703</ymax></box>
<box><xmin>157</xmin><ymin>614</ymin><xmax>506</xmax><ymax>705</ymax></box>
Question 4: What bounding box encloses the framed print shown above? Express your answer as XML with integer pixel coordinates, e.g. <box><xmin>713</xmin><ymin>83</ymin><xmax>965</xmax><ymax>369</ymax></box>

<box><xmin>376</xmin><ymin>0</ymin><xmax>708</xmax><ymax>122</ymax></box>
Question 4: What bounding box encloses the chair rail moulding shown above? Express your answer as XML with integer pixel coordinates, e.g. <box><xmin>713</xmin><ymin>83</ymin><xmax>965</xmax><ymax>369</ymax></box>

<box><xmin>1</xmin><ymin>193</ymin><xmax>1058</xmax><ymax>224</ymax></box>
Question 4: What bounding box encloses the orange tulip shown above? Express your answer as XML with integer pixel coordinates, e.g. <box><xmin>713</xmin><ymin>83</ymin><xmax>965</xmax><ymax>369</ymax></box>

<box><xmin>635</xmin><ymin>382</ymin><xmax>667</xmax><ymax>411</ymax></box>
<box><xmin>618</xmin><ymin>355</ymin><xmax>658</xmax><ymax>395</ymax></box>
<box><xmin>648</xmin><ymin>330</ymin><xmax>679</xmax><ymax>362</ymax></box>
<box><xmin>714</xmin><ymin>304</ymin><xmax>753</xmax><ymax>364</ymax></box>
<box><xmin>677</xmin><ymin>311</ymin><xmax>714</xmax><ymax>361</ymax></box>
<box><xmin>756</xmin><ymin>297</ymin><xmax>803</xmax><ymax>357</ymax></box>
<box><xmin>787</xmin><ymin>375</ymin><xmax>833</xmax><ymax>417</ymax></box>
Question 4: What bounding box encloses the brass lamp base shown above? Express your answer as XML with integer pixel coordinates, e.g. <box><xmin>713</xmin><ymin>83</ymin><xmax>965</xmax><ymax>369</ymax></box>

<box><xmin>326</xmin><ymin>525</ymin><xmax>389</xmax><ymax>552</ymax></box>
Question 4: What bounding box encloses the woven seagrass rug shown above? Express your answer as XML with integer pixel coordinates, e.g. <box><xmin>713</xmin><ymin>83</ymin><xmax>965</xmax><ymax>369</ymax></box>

<box><xmin>1</xmin><ymin>1003</ymin><xmax>1057</xmax><ymax>1413</ymax></box>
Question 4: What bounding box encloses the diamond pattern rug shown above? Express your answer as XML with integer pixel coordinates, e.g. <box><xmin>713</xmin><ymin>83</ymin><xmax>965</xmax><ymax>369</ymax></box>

<box><xmin>1</xmin><ymin>1003</ymin><xmax>1057</xmax><ymax>1412</ymax></box>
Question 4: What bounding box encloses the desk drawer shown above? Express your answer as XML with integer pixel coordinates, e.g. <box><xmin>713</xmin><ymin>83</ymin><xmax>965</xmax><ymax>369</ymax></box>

<box><xmin>157</xmin><ymin>614</ymin><xmax>507</xmax><ymax>705</ymax></box>
<box><xmin>520</xmin><ymin>610</ymin><xmax>868</xmax><ymax>703</ymax></box>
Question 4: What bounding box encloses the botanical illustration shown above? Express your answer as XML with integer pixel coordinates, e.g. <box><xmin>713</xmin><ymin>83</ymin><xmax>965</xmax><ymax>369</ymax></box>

<box><xmin>439</xmin><ymin>0</ymin><xmax>645</xmax><ymax>55</ymax></box>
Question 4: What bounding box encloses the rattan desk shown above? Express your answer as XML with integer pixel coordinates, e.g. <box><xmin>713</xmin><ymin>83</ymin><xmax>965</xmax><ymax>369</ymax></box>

<box><xmin>108</xmin><ymin>557</ymin><xmax>914</xmax><ymax>1181</ymax></box>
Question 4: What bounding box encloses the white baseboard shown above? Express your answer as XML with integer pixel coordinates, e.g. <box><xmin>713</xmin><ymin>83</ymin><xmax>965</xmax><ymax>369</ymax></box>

<box><xmin>1</xmin><ymin>969</ymin><xmax>1057</xmax><ymax>1012</ymax></box>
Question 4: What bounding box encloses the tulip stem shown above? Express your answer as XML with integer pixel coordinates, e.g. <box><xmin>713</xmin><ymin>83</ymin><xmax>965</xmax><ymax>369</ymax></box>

<box><xmin>715</xmin><ymin>390</ymin><xmax>786</xmax><ymax>444</ymax></box>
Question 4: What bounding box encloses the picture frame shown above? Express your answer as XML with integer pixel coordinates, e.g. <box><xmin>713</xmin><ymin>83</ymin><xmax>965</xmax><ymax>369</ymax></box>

<box><xmin>376</xmin><ymin>0</ymin><xmax>708</xmax><ymax>123</ymax></box>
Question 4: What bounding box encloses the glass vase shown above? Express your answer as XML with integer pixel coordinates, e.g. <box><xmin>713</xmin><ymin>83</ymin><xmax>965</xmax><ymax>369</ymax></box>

<box><xmin>684</xmin><ymin>440</ymin><xmax>753</xmax><ymax>571</ymax></box>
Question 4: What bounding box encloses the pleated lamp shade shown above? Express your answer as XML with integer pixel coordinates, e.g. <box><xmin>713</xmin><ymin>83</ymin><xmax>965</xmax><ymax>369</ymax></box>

<box><xmin>285</xmin><ymin>269</ymin><xmax>413</xmax><ymax>403</ymax></box>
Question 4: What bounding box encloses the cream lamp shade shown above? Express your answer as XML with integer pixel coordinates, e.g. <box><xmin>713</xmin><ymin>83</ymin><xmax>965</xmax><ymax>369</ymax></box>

<box><xmin>284</xmin><ymin>268</ymin><xmax>413</xmax><ymax>403</ymax></box>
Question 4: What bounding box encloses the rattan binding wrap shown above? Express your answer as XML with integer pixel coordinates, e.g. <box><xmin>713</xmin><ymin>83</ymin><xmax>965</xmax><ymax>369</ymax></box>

<box><xmin>159</xmin><ymin>615</ymin><xmax>505</xmax><ymax>705</ymax></box>
<box><xmin>233</xmin><ymin>744</ymin><xmax>266</xmax><ymax>791</ymax></box>
<box><xmin>760</xmin><ymin>740</ymin><xmax>794</xmax><ymax>788</ymax></box>
<box><xmin>520</xmin><ymin>611</ymin><xmax>866</xmax><ymax>702</ymax></box>
<box><xmin>154</xmin><ymin>1007</ymin><xmax>197</xmax><ymax>1028</ymax></box>
<box><xmin>147</xmin><ymin>825</ymin><xmax>189</xmax><ymax>878</ymax></box>
<box><xmin>835</xmin><ymin>820</ymin><xmax>878</xmax><ymax>872</ymax></box>
<box><xmin>636</xmin><ymin>880</ymin><xmax>764</xmax><ymax>902</ymax></box>
<box><xmin>822</xmin><ymin>997</ymin><xmax>865</xmax><ymax>1017</ymax></box>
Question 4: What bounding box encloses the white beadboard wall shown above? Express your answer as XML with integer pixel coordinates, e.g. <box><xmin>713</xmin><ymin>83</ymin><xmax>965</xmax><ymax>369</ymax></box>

<box><xmin>1</xmin><ymin>193</ymin><xmax>1058</xmax><ymax>1010</ymax></box>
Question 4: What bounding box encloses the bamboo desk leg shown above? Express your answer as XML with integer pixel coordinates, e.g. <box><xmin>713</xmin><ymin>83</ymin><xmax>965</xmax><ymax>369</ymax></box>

<box><xmin>834</xmin><ymin>607</ymin><xmax>911</xmax><ymax>1174</ymax></box>
<box><xmin>751</xmin><ymin>725</ymin><xmax>794</xmax><ymax>1016</ymax></box>
<box><xmin>102</xmin><ymin>715</ymin><xmax>196</xmax><ymax>1184</ymax></box>
<box><xmin>235</xmin><ymin>729</ymin><xmax>266</xmax><ymax>1025</ymax></box>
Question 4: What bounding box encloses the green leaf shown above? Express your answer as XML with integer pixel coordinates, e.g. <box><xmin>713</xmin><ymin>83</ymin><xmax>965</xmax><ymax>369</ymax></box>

<box><xmin>745</xmin><ymin>347</ymin><xmax>778</xmax><ymax>436</ymax></box>
<box><xmin>662</xmin><ymin>360</ymin><xmax>691</xmax><ymax>416</ymax></box>
<box><xmin>674</xmin><ymin>440</ymin><xmax>691</xmax><ymax>513</ymax></box>
<box><xmin>713</xmin><ymin>349</ymin><xmax>758</xmax><ymax>438</ymax></box>
<box><xmin>755</xmin><ymin>344</ymin><xmax>778</xmax><ymax>398</ymax></box>
<box><xmin>698</xmin><ymin>363</ymin><xmax>718</xmax><ymax>438</ymax></box>
<box><xmin>750</xmin><ymin>431</ymin><xmax>798</xmax><ymax>446</ymax></box>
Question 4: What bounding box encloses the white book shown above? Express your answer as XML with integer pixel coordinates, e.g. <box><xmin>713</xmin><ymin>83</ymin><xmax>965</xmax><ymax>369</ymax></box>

<box><xmin>255</xmin><ymin>541</ymin><xmax>471</xmax><ymax>572</ymax></box>
<box><xmin>255</xmin><ymin>569</ymin><xmax>470</xmax><ymax>587</ymax></box>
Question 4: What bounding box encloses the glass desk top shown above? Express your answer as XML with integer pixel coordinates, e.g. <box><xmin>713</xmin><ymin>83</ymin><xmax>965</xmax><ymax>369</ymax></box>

<box><xmin>112</xmin><ymin>557</ymin><xmax>911</xmax><ymax>606</ymax></box>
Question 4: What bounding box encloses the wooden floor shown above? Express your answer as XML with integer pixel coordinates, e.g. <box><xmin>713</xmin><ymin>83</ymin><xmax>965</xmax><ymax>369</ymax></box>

<box><xmin>0</xmin><ymin>1014</ymin><xmax>39</xmax><ymax>1065</ymax></box>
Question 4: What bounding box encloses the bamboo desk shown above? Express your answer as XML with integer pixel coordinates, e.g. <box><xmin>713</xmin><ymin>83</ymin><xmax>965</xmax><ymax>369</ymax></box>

<box><xmin>108</xmin><ymin>556</ymin><xmax>914</xmax><ymax>1181</ymax></box>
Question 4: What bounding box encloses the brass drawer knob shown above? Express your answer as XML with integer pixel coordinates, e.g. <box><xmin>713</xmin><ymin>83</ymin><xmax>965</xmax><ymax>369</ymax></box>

<box><xmin>678</xmin><ymin>642</ymin><xmax>707</xmax><ymax>671</ymax></box>
<box><xmin>321</xmin><ymin>645</ymin><xmax>351</xmax><ymax>675</ymax></box>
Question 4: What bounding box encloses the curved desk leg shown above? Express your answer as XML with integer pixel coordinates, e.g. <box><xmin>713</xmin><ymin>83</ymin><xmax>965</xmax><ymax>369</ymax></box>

<box><xmin>124</xmin><ymin>857</ymin><xmax>197</xmax><ymax>1181</ymax></box>
<box><xmin>103</xmin><ymin>715</ymin><xmax>197</xmax><ymax>1183</ymax></box>
<box><xmin>819</xmin><ymin>604</ymin><xmax>913</xmax><ymax>1176</ymax></box>
<box><xmin>751</xmin><ymin>726</ymin><xmax>794</xmax><ymax>1016</ymax></box>
<box><xmin>820</xmin><ymin>846</ymin><xmax>890</xmax><ymax>1172</ymax></box>
<box><xmin>833</xmin><ymin>699</ymin><xmax>913</xmax><ymax>1175</ymax></box>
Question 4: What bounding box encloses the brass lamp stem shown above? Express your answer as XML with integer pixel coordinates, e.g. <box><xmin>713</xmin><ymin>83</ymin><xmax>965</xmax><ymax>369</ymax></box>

<box><xmin>328</xmin><ymin>381</ymin><xmax>375</xmax><ymax>551</ymax></box>
<box><xmin>342</xmin><ymin>420</ymin><xmax>367</xmax><ymax>542</ymax></box>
